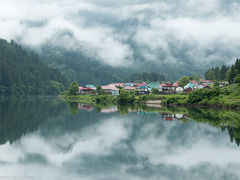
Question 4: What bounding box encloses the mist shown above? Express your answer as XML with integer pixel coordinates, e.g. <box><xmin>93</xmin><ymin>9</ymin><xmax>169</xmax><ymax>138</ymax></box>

<box><xmin>0</xmin><ymin>0</ymin><xmax>239</xmax><ymax>67</ymax></box>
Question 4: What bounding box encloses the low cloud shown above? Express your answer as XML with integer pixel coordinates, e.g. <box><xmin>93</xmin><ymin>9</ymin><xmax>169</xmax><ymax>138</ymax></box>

<box><xmin>0</xmin><ymin>0</ymin><xmax>239</xmax><ymax>67</ymax></box>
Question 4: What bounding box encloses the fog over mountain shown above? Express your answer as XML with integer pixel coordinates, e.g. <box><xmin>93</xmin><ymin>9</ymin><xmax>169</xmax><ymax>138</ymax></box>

<box><xmin>0</xmin><ymin>0</ymin><xmax>239</xmax><ymax>77</ymax></box>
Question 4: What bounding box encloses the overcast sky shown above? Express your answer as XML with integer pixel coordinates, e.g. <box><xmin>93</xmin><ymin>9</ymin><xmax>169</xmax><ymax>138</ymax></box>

<box><xmin>0</xmin><ymin>0</ymin><xmax>239</xmax><ymax>67</ymax></box>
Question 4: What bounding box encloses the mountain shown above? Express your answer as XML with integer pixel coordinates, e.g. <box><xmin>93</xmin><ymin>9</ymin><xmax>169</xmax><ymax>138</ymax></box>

<box><xmin>0</xmin><ymin>39</ymin><xmax>68</xmax><ymax>95</ymax></box>
<box><xmin>39</xmin><ymin>45</ymin><xmax>131</xmax><ymax>85</ymax></box>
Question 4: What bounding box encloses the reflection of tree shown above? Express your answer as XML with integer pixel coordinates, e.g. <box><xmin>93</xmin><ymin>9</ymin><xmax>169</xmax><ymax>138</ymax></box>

<box><xmin>159</xmin><ymin>105</ymin><xmax>240</xmax><ymax>146</ymax></box>
<box><xmin>0</xmin><ymin>97</ymin><xmax>66</xmax><ymax>145</ymax></box>
<box><xmin>227</xmin><ymin>127</ymin><xmax>240</xmax><ymax>146</ymax></box>
<box><xmin>67</xmin><ymin>102</ymin><xmax>79</xmax><ymax>115</ymax></box>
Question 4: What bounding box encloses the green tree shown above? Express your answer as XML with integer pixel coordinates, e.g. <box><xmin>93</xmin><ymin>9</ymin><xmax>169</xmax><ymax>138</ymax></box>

<box><xmin>234</xmin><ymin>74</ymin><xmax>240</xmax><ymax>84</ymax></box>
<box><xmin>68</xmin><ymin>82</ymin><xmax>79</xmax><ymax>95</ymax></box>
<box><xmin>205</xmin><ymin>70</ymin><xmax>216</xmax><ymax>80</ymax></box>
<box><xmin>96</xmin><ymin>86</ymin><xmax>106</xmax><ymax>95</ymax></box>
<box><xmin>152</xmin><ymin>88</ymin><xmax>160</xmax><ymax>94</ymax></box>
<box><xmin>178</xmin><ymin>76</ymin><xmax>190</xmax><ymax>87</ymax></box>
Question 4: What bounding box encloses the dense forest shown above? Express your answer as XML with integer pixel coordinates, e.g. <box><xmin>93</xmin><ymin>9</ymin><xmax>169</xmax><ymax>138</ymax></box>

<box><xmin>128</xmin><ymin>72</ymin><xmax>166</xmax><ymax>82</ymax></box>
<box><xmin>39</xmin><ymin>45</ymin><xmax>167</xmax><ymax>85</ymax></box>
<box><xmin>40</xmin><ymin>45</ymin><xmax>130</xmax><ymax>85</ymax></box>
<box><xmin>205</xmin><ymin>58</ymin><xmax>240</xmax><ymax>83</ymax></box>
<box><xmin>0</xmin><ymin>39</ymin><xmax>68</xmax><ymax>95</ymax></box>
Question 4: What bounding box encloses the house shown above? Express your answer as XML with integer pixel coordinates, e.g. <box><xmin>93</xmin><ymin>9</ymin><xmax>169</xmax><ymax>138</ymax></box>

<box><xmin>184</xmin><ymin>81</ymin><xmax>197</xmax><ymax>90</ymax></box>
<box><xmin>162</xmin><ymin>84</ymin><xmax>176</xmax><ymax>93</ymax></box>
<box><xmin>124</xmin><ymin>83</ymin><xmax>135</xmax><ymax>87</ymax></box>
<box><xmin>108</xmin><ymin>83</ymin><xmax>125</xmax><ymax>87</ymax></box>
<box><xmin>147</xmin><ymin>82</ymin><xmax>161</xmax><ymax>92</ymax></box>
<box><xmin>135</xmin><ymin>81</ymin><xmax>147</xmax><ymax>87</ymax></box>
<box><xmin>101</xmin><ymin>85</ymin><xmax>119</xmax><ymax>96</ymax></box>
<box><xmin>79</xmin><ymin>87</ymin><xmax>95</xmax><ymax>95</ymax></box>
<box><xmin>175</xmin><ymin>86</ymin><xmax>184</xmax><ymax>93</ymax></box>
<box><xmin>137</xmin><ymin>85</ymin><xmax>150</xmax><ymax>94</ymax></box>
<box><xmin>85</xmin><ymin>84</ymin><xmax>97</xmax><ymax>90</ymax></box>
<box><xmin>199</xmin><ymin>79</ymin><xmax>213</xmax><ymax>85</ymax></box>
<box><xmin>124</xmin><ymin>86</ymin><xmax>136</xmax><ymax>91</ymax></box>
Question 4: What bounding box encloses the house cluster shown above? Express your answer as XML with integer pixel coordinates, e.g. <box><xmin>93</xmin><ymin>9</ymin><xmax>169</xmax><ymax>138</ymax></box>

<box><xmin>78</xmin><ymin>79</ymin><xmax>214</xmax><ymax>96</ymax></box>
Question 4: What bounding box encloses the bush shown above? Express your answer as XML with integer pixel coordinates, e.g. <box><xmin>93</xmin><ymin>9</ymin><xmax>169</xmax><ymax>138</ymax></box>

<box><xmin>117</xmin><ymin>90</ymin><xmax>136</xmax><ymax>104</ymax></box>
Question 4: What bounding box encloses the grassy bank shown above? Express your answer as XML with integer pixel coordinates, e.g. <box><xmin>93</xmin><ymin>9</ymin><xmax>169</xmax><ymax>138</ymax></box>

<box><xmin>161</xmin><ymin>84</ymin><xmax>240</xmax><ymax>109</ymax></box>
<box><xmin>63</xmin><ymin>84</ymin><xmax>240</xmax><ymax>109</ymax></box>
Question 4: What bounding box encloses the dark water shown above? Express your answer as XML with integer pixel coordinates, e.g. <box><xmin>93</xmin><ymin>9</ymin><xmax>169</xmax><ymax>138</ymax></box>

<box><xmin>0</xmin><ymin>97</ymin><xmax>240</xmax><ymax>180</ymax></box>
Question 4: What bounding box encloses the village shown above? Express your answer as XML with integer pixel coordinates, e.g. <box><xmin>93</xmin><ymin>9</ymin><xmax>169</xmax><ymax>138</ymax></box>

<box><xmin>78</xmin><ymin>79</ymin><xmax>219</xmax><ymax>96</ymax></box>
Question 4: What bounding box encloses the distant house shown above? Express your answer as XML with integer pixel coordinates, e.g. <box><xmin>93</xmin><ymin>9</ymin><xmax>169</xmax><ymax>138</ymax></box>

<box><xmin>199</xmin><ymin>79</ymin><xmax>213</xmax><ymax>85</ymax></box>
<box><xmin>184</xmin><ymin>81</ymin><xmax>197</xmax><ymax>90</ymax></box>
<box><xmin>85</xmin><ymin>84</ymin><xmax>97</xmax><ymax>90</ymax></box>
<box><xmin>108</xmin><ymin>83</ymin><xmax>125</xmax><ymax>87</ymax></box>
<box><xmin>124</xmin><ymin>86</ymin><xmax>136</xmax><ymax>91</ymax></box>
<box><xmin>101</xmin><ymin>85</ymin><xmax>119</xmax><ymax>96</ymax></box>
<box><xmin>135</xmin><ymin>81</ymin><xmax>147</xmax><ymax>87</ymax></box>
<box><xmin>137</xmin><ymin>85</ymin><xmax>150</xmax><ymax>94</ymax></box>
<box><xmin>79</xmin><ymin>87</ymin><xmax>96</xmax><ymax>95</ymax></box>
<box><xmin>175</xmin><ymin>86</ymin><xmax>184</xmax><ymax>93</ymax></box>
<box><xmin>162</xmin><ymin>84</ymin><xmax>176</xmax><ymax>94</ymax></box>
<box><xmin>124</xmin><ymin>83</ymin><xmax>135</xmax><ymax>87</ymax></box>
<box><xmin>147</xmin><ymin>82</ymin><xmax>161</xmax><ymax>92</ymax></box>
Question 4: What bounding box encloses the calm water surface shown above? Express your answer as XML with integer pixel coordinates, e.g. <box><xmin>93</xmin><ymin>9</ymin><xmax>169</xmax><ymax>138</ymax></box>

<box><xmin>0</xmin><ymin>97</ymin><xmax>240</xmax><ymax>180</ymax></box>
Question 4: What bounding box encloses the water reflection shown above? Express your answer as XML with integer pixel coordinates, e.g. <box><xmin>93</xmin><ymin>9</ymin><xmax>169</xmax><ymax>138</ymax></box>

<box><xmin>0</xmin><ymin>98</ymin><xmax>240</xmax><ymax>179</ymax></box>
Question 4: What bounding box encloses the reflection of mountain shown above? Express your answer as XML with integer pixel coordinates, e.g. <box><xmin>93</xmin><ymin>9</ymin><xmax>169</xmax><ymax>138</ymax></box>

<box><xmin>0</xmin><ymin>97</ymin><xmax>66</xmax><ymax>144</ymax></box>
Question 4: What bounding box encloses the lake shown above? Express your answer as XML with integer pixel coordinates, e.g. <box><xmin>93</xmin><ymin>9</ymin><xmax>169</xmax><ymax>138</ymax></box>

<box><xmin>0</xmin><ymin>97</ymin><xmax>240</xmax><ymax>180</ymax></box>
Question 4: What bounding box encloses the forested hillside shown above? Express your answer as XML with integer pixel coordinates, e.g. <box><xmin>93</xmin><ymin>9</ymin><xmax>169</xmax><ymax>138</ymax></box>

<box><xmin>39</xmin><ymin>45</ymin><xmax>130</xmax><ymax>85</ymax></box>
<box><xmin>205</xmin><ymin>58</ymin><xmax>240</xmax><ymax>83</ymax></box>
<box><xmin>0</xmin><ymin>39</ymin><xmax>68</xmax><ymax>95</ymax></box>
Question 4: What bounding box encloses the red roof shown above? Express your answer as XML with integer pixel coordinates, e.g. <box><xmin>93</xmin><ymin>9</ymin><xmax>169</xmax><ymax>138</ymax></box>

<box><xmin>101</xmin><ymin>85</ymin><xmax>119</xmax><ymax>91</ymax></box>
<box><xmin>108</xmin><ymin>83</ymin><xmax>125</xmax><ymax>87</ymax></box>
<box><xmin>173</xmin><ymin>82</ymin><xmax>179</xmax><ymax>86</ymax></box>
<box><xmin>124</xmin><ymin>86</ymin><xmax>136</xmax><ymax>90</ymax></box>
<box><xmin>191</xmin><ymin>80</ymin><xmax>198</xmax><ymax>85</ymax></box>
<box><xmin>79</xmin><ymin>87</ymin><xmax>92</xmax><ymax>90</ymax></box>
<box><xmin>136</xmin><ymin>81</ymin><xmax>146</xmax><ymax>87</ymax></box>
<box><xmin>163</xmin><ymin>84</ymin><xmax>175</xmax><ymax>87</ymax></box>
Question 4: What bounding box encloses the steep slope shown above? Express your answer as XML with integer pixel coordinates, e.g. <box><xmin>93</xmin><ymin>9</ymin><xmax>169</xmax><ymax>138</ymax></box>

<box><xmin>0</xmin><ymin>39</ymin><xmax>68</xmax><ymax>95</ymax></box>
<box><xmin>39</xmin><ymin>45</ymin><xmax>131</xmax><ymax>85</ymax></box>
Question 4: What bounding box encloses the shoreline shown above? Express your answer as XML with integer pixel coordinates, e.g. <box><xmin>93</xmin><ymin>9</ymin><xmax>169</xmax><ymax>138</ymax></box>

<box><xmin>62</xmin><ymin>94</ymin><xmax>240</xmax><ymax>111</ymax></box>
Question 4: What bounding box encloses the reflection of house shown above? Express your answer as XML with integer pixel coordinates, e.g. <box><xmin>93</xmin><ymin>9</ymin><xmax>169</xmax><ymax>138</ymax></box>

<box><xmin>162</xmin><ymin>113</ymin><xmax>175</xmax><ymax>121</ymax></box>
<box><xmin>101</xmin><ymin>106</ymin><xmax>118</xmax><ymax>113</ymax></box>
<box><xmin>101</xmin><ymin>85</ymin><xmax>119</xmax><ymax>96</ymax></box>
<box><xmin>162</xmin><ymin>113</ymin><xmax>185</xmax><ymax>121</ymax></box>
<box><xmin>78</xmin><ymin>103</ymin><xmax>94</xmax><ymax>111</ymax></box>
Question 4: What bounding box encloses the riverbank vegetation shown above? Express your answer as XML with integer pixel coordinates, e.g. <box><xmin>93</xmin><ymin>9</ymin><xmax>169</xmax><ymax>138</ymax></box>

<box><xmin>161</xmin><ymin>84</ymin><xmax>240</xmax><ymax>108</ymax></box>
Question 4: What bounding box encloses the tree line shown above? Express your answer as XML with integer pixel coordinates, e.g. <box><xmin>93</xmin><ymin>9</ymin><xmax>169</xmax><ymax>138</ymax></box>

<box><xmin>205</xmin><ymin>58</ymin><xmax>240</xmax><ymax>83</ymax></box>
<box><xmin>0</xmin><ymin>39</ymin><xmax>68</xmax><ymax>95</ymax></box>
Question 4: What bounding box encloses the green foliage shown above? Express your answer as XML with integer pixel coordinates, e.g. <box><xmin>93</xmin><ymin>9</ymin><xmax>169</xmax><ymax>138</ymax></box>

<box><xmin>129</xmin><ymin>72</ymin><xmax>165</xmax><ymax>83</ymax></box>
<box><xmin>68</xmin><ymin>82</ymin><xmax>79</xmax><ymax>95</ymax></box>
<box><xmin>96</xmin><ymin>86</ymin><xmax>107</xmax><ymax>95</ymax></box>
<box><xmin>205</xmin><ymin>58</ymin><xmax>240</xmax><ymax>83</ymax></box>
<box><xmin>178</xmin><ymin>76</ymin><xmax>190</xmax><ymax>87</ymax></box>
<box><xmin>234</xmin><ymin>74</ymin><xmax>240</xmax><ymax>84</ymax></box>
<box><xmin>161</xmin><ymin>94</ymin><xmax>188</xmax><ymax>104</ymax></box>
<box><xmin>0</xmin><ymin>39</ymin><xmax>68</xmax><ymax>95</ymax></box>
<box><xmin>117</xmin><ymin>90</ymin><xmax>136</xmax><ymax>104</ymax></box>
<box><xmin>152</xmin><ymin>88</ymin><xmax>160</xmax><ymax>94</ymax></box>
<box><xmin>205</xmin><ymin>70</ymin><xmax>216</xmax><ymax>80</ymax></box>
